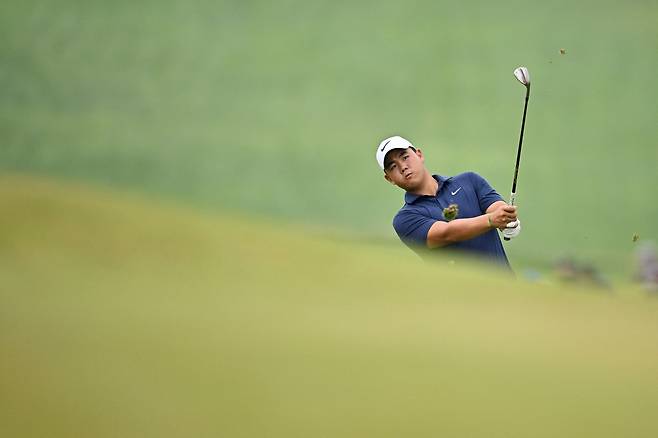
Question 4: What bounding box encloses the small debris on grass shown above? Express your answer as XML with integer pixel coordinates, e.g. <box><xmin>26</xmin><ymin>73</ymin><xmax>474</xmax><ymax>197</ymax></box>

<box><xmin>443</xmin><ymin>204</ymin><xmax>459</xmax><ymax>221</ymax></box>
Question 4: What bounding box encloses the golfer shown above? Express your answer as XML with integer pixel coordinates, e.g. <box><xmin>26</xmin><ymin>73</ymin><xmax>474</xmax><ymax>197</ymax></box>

<box><xmin>377</xmin><ymin>135</ymin><xmax>521</xmax><ymax>267</ymax></box>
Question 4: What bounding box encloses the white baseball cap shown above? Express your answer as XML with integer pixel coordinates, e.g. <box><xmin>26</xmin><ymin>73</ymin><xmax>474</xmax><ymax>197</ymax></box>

<box><xmin>376</xmin><ymin>135</ymin><xmax>415</xmax><ymax>170</ymax></box>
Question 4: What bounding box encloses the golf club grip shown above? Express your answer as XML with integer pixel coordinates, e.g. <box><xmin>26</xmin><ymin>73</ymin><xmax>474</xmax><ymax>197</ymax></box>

<box><xmin>503</xmin><ymin>193</ymin><xmax>516</xmax><ymax>241</ymax></box>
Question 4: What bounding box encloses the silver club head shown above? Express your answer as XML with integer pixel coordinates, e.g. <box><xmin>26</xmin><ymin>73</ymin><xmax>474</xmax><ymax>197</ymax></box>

<box><xmin>513</xmin><ymin>67</ymin><xmax>530</xmax><ymax>87</ymax></box>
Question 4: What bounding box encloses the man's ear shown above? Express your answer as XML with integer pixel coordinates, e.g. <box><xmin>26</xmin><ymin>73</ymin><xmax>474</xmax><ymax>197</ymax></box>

<box><xmin>384</xmin><ymin>173</ymin><xmax>395</xmax><ymax>185</ymax></box>
<box><xmin>415</xmin><ymin>148</ymin><xmax>425</xmax><ymax>163</ymax></box>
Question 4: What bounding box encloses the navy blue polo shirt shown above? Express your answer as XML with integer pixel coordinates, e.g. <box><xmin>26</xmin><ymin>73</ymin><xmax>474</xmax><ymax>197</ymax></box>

<box><xmin>393</xmin><ymin>172</ymin><xmax>510</xmax><ymax>267</ymax></box>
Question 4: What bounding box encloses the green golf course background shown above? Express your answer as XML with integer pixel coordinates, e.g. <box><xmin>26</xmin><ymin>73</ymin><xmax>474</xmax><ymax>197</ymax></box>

<box><xmin>2</xmin><ymin>1</ymin><xmax>658</xmax><ymax>436</ymax></box>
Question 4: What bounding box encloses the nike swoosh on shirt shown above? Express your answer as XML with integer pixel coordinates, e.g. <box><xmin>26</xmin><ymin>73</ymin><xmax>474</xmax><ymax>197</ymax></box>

<box><xmin>451</xmin><ymin>187</ymin><xmax>462</xmax><ymax>196</ymax></box>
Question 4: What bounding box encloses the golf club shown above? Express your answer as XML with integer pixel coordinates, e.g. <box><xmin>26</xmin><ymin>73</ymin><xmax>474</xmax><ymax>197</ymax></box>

<box><xmin>504</xmin><ymin>66</ymin><xmax>531</xmax><ymax>241</ymax></box>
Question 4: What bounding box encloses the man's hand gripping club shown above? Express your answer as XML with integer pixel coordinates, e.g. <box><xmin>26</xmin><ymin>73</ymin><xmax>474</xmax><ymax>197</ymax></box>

<box><xmin>487</xmin><ymin>203</ymin><xmax>521</xmax><ymax>240</ymax></box>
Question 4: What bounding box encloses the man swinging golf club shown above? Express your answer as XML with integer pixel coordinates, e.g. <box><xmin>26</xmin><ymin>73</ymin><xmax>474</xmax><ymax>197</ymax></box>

<box><xmin>376</xmin><ymin>67</ymin><xmax>530</xmax><ymax>268</ymax></box>
<box><xmin>376</xmin><ymin>136</ymin><xmax>520</xmax><ymax>267</ymax></box>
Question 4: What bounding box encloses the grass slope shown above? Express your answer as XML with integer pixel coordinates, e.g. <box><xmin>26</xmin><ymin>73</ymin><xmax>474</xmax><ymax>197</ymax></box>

<box><xmin>1</xmin><ymin>175</ymin><xmax>658</xmax><ymax>437</ymax></box>
<box><xmin>1</xmin><ymin>0</ymin><xmax>657</xmax><ymax>276</ymax></box>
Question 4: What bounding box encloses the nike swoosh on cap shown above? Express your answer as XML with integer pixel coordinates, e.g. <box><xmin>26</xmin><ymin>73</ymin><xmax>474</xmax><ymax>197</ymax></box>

<box><xmin>380</xmin><ymin>140</ymin><xmax>391</xmax><ymax>151</ymax></box>
<box><xmin>451</xmin><ymin>187</ymin><xmax>462</xmax><ymax>195</ymax></box>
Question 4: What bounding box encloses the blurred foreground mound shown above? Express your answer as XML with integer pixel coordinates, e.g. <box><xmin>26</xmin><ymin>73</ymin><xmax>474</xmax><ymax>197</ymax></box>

<box><xmin>1</xmin><ymin>175</ymin><xmax>657</xmax><ymax>438</ymax></box>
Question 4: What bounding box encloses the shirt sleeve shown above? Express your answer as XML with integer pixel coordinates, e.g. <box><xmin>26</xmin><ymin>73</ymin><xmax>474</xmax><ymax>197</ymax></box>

<box><xmin>469</xmin><ymin>172</ymin><xmax>504</xmax><ymax>212</ymax></box>
<box><xmin>393</xmin><ymin>209</ymin><xmax>437</xmax><ymax>248</ymax></box>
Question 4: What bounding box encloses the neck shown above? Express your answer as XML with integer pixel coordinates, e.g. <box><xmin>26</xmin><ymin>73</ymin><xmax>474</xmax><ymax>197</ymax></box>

<box><xmin>410</xmin><ymin>171</ymin><xmax>438</xmax><ymax>196</ymax></box>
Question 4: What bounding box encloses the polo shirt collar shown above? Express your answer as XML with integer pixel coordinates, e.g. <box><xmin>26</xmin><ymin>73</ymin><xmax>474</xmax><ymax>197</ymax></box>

<box><xmin>404</xmin><ymin>174</ymin><xmax>452</xmax><ymax>204</ymax></box>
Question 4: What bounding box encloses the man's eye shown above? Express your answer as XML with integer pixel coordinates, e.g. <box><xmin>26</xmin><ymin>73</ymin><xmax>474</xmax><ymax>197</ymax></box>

<box><xmin>403</xmin><ymin>155</ymin><xmax>408</xmax><ymax>160</ymax></box>
<box><xmin>389</xmin><ymin>164</ymin><xmax>396</xmax><ymax>170</ymax></box>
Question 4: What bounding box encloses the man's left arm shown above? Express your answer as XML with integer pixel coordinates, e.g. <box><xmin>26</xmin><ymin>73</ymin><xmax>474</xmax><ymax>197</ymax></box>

<box><xmin>472</xmin><ymin>173</ymin><xmax>522</xmax><ymax>238</ymax></box>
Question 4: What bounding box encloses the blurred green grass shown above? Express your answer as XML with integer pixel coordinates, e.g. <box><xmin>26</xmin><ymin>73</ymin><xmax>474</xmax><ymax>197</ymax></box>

<box><xmin>1</xmin><ymin>175</ymin><xmax>658</xmax><ymax>437</ymax></box>
<box><xmin>1</xmin><ymin>0</ymin><xmax>657</xmax><ymax>274</ymax></box>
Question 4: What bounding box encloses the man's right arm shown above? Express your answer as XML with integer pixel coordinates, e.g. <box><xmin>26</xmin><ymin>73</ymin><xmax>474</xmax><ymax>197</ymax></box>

<box><xmin>426</xmin><ymin>205</ymin><xmax>517</xmax><ymax>248</ymax></box>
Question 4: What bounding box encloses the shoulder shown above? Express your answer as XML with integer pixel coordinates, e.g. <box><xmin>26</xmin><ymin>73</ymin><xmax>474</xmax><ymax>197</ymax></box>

<box><xmin>393</xmin><ymin>203</ymin><xmax>418</xmax><ymax>223</ymax></box>
<box><xmin>454</xmin><ymin>171</ymin><xmax>492</xmax><ymax>186</ymax></box>
<box><xmin>392</xmin><ymin>202</ymin><xmax>428</xmax><ymax>229</ymax></box>
<box><xmin>453</xmin><ymin>171</ymin><xmax>483</xmax><ymax>181</ymax></box>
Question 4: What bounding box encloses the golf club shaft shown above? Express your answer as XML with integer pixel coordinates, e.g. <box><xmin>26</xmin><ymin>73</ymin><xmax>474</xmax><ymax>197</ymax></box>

<box><xmin>504</xmin><ymin>84</ymin><xmax>530</xmax><ymax>241</ymax></box>
<box><xmin>511</xmin><ymin>85</ymin><xmax>530</xmax><ymax>200</ymax></box>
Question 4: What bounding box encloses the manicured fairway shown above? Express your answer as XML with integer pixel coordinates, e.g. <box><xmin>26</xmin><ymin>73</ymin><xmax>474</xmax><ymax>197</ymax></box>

<box><xmin>2</xmin><ymin>176</ymin><xmax>657</xmax><ymax>437</ymax></box>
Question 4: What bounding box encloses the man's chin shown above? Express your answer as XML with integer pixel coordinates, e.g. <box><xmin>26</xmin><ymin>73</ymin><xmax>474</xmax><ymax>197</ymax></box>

<box><xmin>397</xmin><ymin>180</ymin><xmax>418</xmax><ymax>192</ymax></box>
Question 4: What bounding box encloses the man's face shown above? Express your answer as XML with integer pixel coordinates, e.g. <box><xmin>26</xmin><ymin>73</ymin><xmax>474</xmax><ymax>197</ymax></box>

<box><xmin>383</xmin><ymin>147</ymin><xmax>426</xmax><ymax>191</ymax></box>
